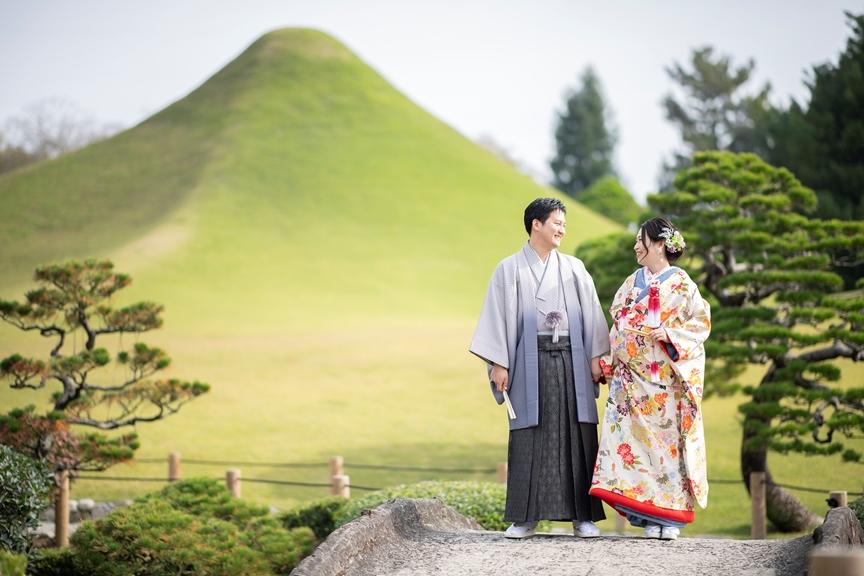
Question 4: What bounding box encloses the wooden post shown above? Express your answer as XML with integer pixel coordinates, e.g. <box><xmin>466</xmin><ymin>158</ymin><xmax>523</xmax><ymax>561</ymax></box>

<box><xmin>330</xmin><ymin>455</ymin><xmax>344</xmax><ymax>478</ymax></box>
<box><xmin>226</xmin><ymin>469</ymin><xmax>241</xmax><ymax>498</ymax></box>
<box><xmin>496</xmin><ymin>462</ymin><xmax>508</xmax><ymax>484</ymax></box>
<box><xmin>809</xmin><ymin>548</ymin><xmax>864</xmax><ymax>576</ymax></box>
<box><xmin>330</xmin><ymin>456</ymin><xmax>345</xmax><ymax>496</ymax></box>
<box><xmin>54</xmin><ymin>470</ymin><xmax>70</xmax><ymax>548</ymax></box>
<box><xmin>829</xmin><ymin>490</ymin><xmax>848</xmax><ymax>508</ymax></box>
<box><xmin>750</xmin><ymin>471</ymin><xmax>766</xmax><ymax>539</ymax></box>
<box><xmin>168</xmin><ymin>452</ymin><xmax>181</xmax><ymax>482</ymax></box>
<box><xmin>333</xmin><ymin>474</ymin><xmax>350</xmax><ymax>498</ymax></box>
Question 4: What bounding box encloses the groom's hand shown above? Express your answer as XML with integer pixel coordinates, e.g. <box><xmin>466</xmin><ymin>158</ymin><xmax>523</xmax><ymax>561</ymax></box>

<box><xmin>591</xmin><ymin>356</ymin><xmax>605</xmax><ymax>384</ymax></box>
<box><xmin>491</xmin><ymin>364</ymin><xmax>509</xmax><ymax>392</ymax></box>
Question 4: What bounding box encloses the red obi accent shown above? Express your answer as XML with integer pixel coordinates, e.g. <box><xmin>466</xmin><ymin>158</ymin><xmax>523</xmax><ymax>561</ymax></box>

<box><xmin>589</xmin><ymin>487</ymin><xmax>695</xmax><ymax>524</ymax></box>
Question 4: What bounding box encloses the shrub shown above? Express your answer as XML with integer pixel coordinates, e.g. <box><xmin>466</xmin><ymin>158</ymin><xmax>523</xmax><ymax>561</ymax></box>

<box><xmin>70</xmin><ymin>500</ymin><xmax>270</xmax><ymax>576</ymax></box>
<box><xmin>0</xmin><ymin>550</ymin><xmax>26</xmax><ymax>576</ymax></box>
<box><xmin>137</xmin><ymin>477</ymin><xmax>269</xmax><ymax>528</ymax></box>
<box><xmin>0</xmin><ymin>445</ymin><xmax>52</xmax><ymax>553</ymax></box>
<box><xmin>578</xmin><ymin>176</ymin><xmax>643</xmax><ymax>227</ymax></box>
<box><xmin>24</xmin><ymin>548</ymin><xmax>76</xmax><ymax>576</ymax></box>
<box><xmin>40</xmin><ymin>480</ymin><xmax>317</xmax><ymax>576</ymax></box>
<box><xmin>242</xmin><ymin>518</ymin><xmax>315</xmax><ymax>574</ymax></box>
<box><xmin>850</xmin><ymin>496</ymin><xmax>864</xmax><ymax>529</ymax></box>
<box><xmin>279</xmin><ymin>497</ymin><xmax>346</xmax><ymax>540</ymax></box>
<box><xmin>335</xmin><ymin>481</ymin><xmax>507</xmax><ymax>531</ymax></box>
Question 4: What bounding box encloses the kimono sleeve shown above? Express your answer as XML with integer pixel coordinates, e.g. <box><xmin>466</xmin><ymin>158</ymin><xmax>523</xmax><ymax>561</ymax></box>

<box><xmin>469</xmin><ymin>264</ymin><xmax>510</xmax><ymax>369</ymax></box>
<box><xmin>576</xmin><ymin>261</ymin><xmax>609</xmax><ymax>357</ymax></box>
<box><xmin>604</xmin><ymin>273</ymin><xmax>633</xmax><ymax>365</ymax></box>
<box><xmin>663</xmin><ymin>280</ymin><xmax>711</xmax><ymax>363</ymax></box>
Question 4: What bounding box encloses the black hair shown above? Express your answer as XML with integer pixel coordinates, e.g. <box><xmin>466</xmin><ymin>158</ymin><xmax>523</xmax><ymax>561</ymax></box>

<box><xmin>639</xmin><ymin>217</ymin><xmax>684</xmax><ymax>263</ymax></box>
<box><xmin>524</xmin><ymin>198</ymin><xmax>567</xmax><ymax>235</ymax></box>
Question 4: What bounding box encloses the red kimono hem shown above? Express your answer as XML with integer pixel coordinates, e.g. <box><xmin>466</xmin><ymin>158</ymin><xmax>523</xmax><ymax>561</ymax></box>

<box><xmin>589</xmin><ymin>487</ymin><xmax>695</xmax><ymax>524</ymax></box>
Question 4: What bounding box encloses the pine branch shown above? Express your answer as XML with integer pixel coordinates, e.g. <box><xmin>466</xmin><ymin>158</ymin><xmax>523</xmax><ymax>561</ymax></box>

<box><xmin>796</xmin><ymin>341</ymin><xmax>862</xmax><ymax>363</ymax></box>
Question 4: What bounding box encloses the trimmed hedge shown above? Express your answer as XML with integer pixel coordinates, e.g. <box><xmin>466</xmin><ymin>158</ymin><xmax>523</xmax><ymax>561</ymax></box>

<box><xmin>279</xmin><ymin>497</ymin><xmax>346</xmax><ymax>540</ymax></box>
<box><xmin>0</xmin><ymin>445</ymin><xmax>52</xmax><ymax>553</ymax></box>
<box><xmin>23</xmin><ymin>548</ymin><xmax>75</xmax><ymax>576</ymax></box>
<box><xmin>335</xmin><ymin>481</ymin><xmax>508</xmax><ymax>531</ymax></box>
<box><xmin>850</xmin><ymin>496</ymin><xmax>864</xmax><ymax>530</ymax></box>
<box><xmin>71</xmin><ymin>500</ymin><xmax>271</xmax><ymax>576</ymax></box>
<box><xmin>137</xmin><ymin>477</ymin><xmax>269</xmax><ymax>528</ymax></box>
<box><xmin>28</xmin><ymin>479</ymin><xmax>316</xmax><ymax>576</ymax></box>
<box><xmin>242</xmin><ymin>518</ymin><xmax>315</xmax><ymax>575</ymax></box>
<box><xmin>0</xmin><ymin>550</ymin><xmax>27</xmax><ymax>576</ymax></box>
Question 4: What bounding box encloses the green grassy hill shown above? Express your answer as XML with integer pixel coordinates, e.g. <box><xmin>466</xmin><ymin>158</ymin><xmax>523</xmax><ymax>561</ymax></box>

<box><xmin>1</xmin><ymin>29</ymin><xmax>859</xmax><ymax>537</ymax></box>
<box><xmin>0</xmin><ymin>29</ymin><xmax>619</xmax><ymax>496</ymax></box>
<box><xmin>1</xmin><ymin>29</ymin><xmax>618</xmax><ymax>323</ymax></box>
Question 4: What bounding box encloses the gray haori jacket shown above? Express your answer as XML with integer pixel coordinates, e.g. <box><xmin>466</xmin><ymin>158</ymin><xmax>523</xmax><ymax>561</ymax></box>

<box><xmin>469</xmin><ymin>245</ymin><xmax>611</xmax><ymax>429</ymax></box>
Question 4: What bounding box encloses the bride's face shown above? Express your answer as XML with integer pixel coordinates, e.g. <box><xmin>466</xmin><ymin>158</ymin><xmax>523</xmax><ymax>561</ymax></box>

<box><xmin>634</xmin><ymin>230</ymin><xmax>649</xmax><ymax>264</ymax></box>
<box><xmin>634</xmin><ymin>229</ymin><xmax>662</xmax><ymax>265</ymax></box>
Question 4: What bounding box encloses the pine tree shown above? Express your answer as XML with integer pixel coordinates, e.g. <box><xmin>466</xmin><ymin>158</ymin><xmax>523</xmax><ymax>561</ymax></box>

<box><xmin>0</xmin><ymin>259</ymin><xmax>209</xmax><ymax>472</ymax></box>
<box><xmin>649</xmin><ymin>151</ymin><xmax>864</xmax><ymax>531</ymax></box>
<box><xmin>659</xmin><ymin>47</ymin><xmax>773</xmax><ymax>189</ymax></box>
<box><xmin>550</xmin><ymin>67</ymin><xmax>617</xmax><ymax>196</ymax></box>
<box><xmin>766</xmin><ymin>12</ymin><xmax>864</xmax><ymax>221</ymax></box>
<box><xmin>580</xmin><ymin>151</ymin><xmax>864</xmax><ymax>531</ymax></box>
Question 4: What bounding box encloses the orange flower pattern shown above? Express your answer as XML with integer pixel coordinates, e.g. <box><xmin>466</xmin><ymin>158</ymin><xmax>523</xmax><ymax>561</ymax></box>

<box><xmin>592</xmin><ymin>267</ymin><xmax>711</xmax><ymax>512</ymax></box>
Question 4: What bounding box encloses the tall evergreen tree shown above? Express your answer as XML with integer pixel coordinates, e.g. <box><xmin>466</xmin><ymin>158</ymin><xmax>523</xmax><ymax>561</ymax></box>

<box><xmin>550</xmin><ymin>67</ymin><xmax>617</xmax><ymax>197</ymax></box>
<box><xmin>765</xmin><ymin>12</ymin><xmax>864</xmax><ymax>221</ymax></box>
<box><xmin>659</xmin><ymin>47</ymin><xmax>773</xmax><ymax>189</ymax></box>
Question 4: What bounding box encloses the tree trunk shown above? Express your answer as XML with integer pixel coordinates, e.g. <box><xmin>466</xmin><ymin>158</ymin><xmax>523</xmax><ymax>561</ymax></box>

<box><xmin>740</xmin><ymin>367</ymin><xmax>821</xmax><ymax>532</ymax></box>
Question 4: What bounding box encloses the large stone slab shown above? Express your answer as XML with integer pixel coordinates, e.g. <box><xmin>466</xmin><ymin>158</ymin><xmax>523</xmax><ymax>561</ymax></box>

<box><xmin>290</xmin><ymin>498</ymin><xmax>812</xmax><ymax>576</ymax></box>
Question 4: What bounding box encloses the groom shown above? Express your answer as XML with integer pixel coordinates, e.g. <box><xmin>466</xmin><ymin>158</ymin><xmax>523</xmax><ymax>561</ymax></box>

<box><xmin>469</xmin><ymin>197</ymin><xmax>609</xmax><ymax>538</ymax></box>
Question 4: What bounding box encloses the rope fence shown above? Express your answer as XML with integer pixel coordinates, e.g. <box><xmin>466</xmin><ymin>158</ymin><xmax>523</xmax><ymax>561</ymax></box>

<box><xmin>50</xmin><ymin>452</ymin><xmax>863</xmax><ymax>548</ymax></box>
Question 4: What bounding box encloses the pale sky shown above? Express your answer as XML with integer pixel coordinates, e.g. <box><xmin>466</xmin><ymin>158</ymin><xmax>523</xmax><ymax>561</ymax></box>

<box><xmin>2</xmin><ymin>0</ymin><xmax>859</xmax><ymax>201</ymax></box>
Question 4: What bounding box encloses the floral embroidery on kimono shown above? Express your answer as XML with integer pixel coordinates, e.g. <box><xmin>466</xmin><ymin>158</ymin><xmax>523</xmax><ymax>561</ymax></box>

<box><xmin>590</xmin><ymin>267</ymin><xmax>711</xmax><ymax>518</ymax></box>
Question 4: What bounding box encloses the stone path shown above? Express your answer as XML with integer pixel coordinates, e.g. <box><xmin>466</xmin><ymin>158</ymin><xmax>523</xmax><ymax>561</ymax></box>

<box><xmin>349</xmin><ymin>530</ymin><xmax>808</xmax><ymax>576</ymax></box>
<box><xmin>291</xmin><ymin>499</ymin><xmax>814</xmax><ymax>576</ymax></box>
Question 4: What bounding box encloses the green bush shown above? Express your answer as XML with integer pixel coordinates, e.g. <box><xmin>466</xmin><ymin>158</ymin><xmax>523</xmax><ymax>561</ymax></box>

<box><xmin>578</xmin><ymin>176</ymin><xmax>643</xmax><ymax>227</ymax></box>
<box><xmin>32</xmin><ymin>480</ymin><xmax>318</xmax><ymax>576</ymax></box>
<box><xmin>850</xmin><ymin>496</ymin><xmax>864</xmax><ymax>529</ymax></box>
<box><xmin>137</xmin><ymin>477</ymin><xmax>269</xmax><ymax>528</ymax></box>
<box><xmin>242</xmin><ymin>518</ymin><xmax>315</xmax><ymax>575</ymax></box>
<box><xmin>279</xmin><ymin>496</ymin><xmax>346</xmax><ymax>540</ymax></box>
<box><xmin>336</xmin><ymin>481</ymin><xmax>507</xmax><ymax>531</ymax></box>
<box><xmin>0</xmin><ymin>550</ymin><xmax>27</xmax><ymax>576</ymax></box>
<box><xmin>70</xmin><ymin>500</ymin><xmax>270</xmax><ymax>576</ymax></box>
<box><xmin>24</xmin><ymin>548</ymin><xmax>76</xmax><ymax>576</ymax></box>
<box><xmin>0</xmin><ymin>445</ymin><xmax>52</xmax><ymax>553</ymax></box>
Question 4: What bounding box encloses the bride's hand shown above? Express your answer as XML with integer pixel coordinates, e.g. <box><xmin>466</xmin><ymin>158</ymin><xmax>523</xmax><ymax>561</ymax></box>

<box><xmin>648</xmin><ymin>327</ymin><xmax>667</xmax><ymax>343</ymax></box>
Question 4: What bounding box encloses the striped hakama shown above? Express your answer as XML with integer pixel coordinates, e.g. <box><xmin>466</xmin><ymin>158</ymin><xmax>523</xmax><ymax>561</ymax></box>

<box><xmin>504</xmin><ymin>335</ymin><xmax>606</xmax><ymax>523</ymax></box>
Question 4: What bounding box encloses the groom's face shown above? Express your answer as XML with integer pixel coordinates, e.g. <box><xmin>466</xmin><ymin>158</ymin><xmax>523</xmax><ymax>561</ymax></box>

<box><xmin>533</xmin><ymin>209</ymin><xmax>567</xmax><ymax>248</ymax></box>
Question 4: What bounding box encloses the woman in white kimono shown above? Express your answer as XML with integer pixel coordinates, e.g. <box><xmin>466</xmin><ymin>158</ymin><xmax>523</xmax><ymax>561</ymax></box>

<box><xmin>590</xmin><ymin>217</ymin><xmax>710</xmax><ymax>540</ymax></box>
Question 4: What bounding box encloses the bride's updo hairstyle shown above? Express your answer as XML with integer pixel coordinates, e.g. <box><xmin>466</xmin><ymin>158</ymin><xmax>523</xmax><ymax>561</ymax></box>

<box><xmin>639</xmin><ymin>217</ymin><xmax>686</xmax><ymax>264</ymax></box>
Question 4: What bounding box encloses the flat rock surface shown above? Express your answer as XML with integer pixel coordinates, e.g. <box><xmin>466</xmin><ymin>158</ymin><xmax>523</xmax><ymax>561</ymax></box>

<box><xmin>292</xmin><ymin>499</ymin><xmax>815</xmax><ymax>576</ymax></box>
<box><xmin>350</xmin><ymin>530</ymin><xmax>811</xmax><ymax>576</ymax></box>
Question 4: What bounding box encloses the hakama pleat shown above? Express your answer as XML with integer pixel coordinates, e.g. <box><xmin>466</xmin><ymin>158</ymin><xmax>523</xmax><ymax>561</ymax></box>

<box><xmin>504</xmin><ymin>335</ymin><xmax>605</xmax><ymax>523</ymax></box>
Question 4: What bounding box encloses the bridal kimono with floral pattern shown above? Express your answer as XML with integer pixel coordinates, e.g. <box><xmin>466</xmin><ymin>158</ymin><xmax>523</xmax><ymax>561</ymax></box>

<box><xmin>590</xmin><ymin>266</ymin><xmax>711</xmax><ymax>527</ymax></box>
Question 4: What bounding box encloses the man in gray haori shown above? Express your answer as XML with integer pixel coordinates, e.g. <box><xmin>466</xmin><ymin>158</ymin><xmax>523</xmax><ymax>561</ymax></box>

<box><xmin>470</xmin><ymin>197</ymin><xmax>610</xmax><ymax>539</ymax></box>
